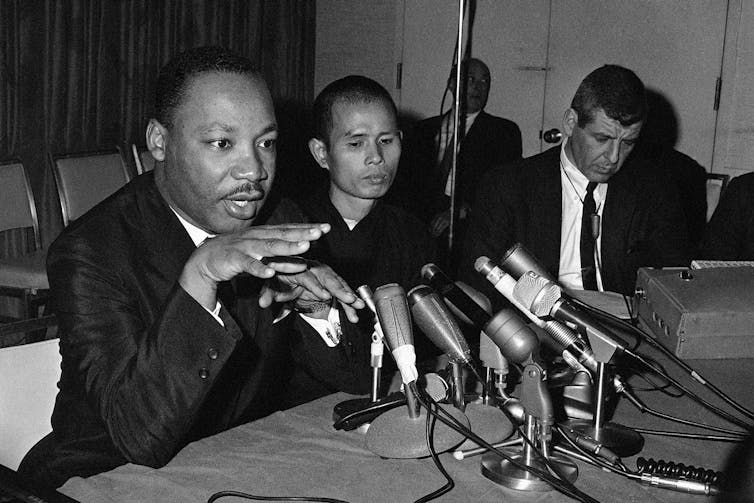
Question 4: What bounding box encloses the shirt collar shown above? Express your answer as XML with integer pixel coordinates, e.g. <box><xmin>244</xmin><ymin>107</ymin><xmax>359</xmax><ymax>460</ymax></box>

<box><xmin>560</xmin><ymin>138</ymin><xmax>601</xmax><ymax>193</ymax></box>
<box><xmin>169</xmin><ymin>207</ymin><xmax>215</xmax><ymax>247</ymax></box>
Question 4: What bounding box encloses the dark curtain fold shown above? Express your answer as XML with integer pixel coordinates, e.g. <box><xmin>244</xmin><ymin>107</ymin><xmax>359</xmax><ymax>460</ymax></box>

<box><xmin>0</xmin><ymin>0</ymin><xmax>316</xmax><ymax>258</ymax></box>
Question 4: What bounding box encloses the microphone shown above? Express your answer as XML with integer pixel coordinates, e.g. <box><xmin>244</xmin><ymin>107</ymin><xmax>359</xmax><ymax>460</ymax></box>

<box><xmin>511</xmin><ymin>271</ymin><xmax>645</xmax><ymax>457</ymax></box>
<box><xmin>499</xmin><ymin>243</ymin><xmax>556</xmax><ymax>282</ymax></box>
<box><xmin>421</xmin><ymin>263</ymin><xmax>490</xmax><ymax>328</ymax></box>
<box><xmin>407</xmin><ymin>285</ymin><xmax>473</xmax><ymax>367</ymax></box>
<box><xmin>366</xmin><ymin>283</ymin><xmax>470</xmax><ymax>458</ymax></box>
<box><xmin>373</xmin><ymin>284</ymin><xmax>419</xmax><ymax>416</ymax></box>
<box><xmin>475</xmin><ymin>256</ymin><xmax>600</xmax><ymax>374</ymax></box>
<box><xmin>408</xmin><ymin>285</ymin><xmax>517</xmax><ymax>447</ymax></box>
<box><xmin>356</xmin><ymin>285</ymin><xmax>385</xmax><ymax>402</ymax></box>
<box><xmin>420</xmin><ymin>264</ymin><xmax>510</xmax><ymax>393</ymax></box>
<box><xmin>408</xmin><ymin>285</ymin><xmax>472</xmax><ymax>410</ymax></box>
<box><xmin>483</xmin><ymin>308</ymin><xmax>540</xmax><ymax>366</ymax></box>
<box><xmin>513</xmin><ymin>271</ymin><xmax>625</xmax><ymax>358</ymax></box>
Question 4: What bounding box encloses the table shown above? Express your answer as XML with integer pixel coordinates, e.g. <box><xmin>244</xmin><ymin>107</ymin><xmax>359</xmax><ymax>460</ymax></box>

<box><xmin>60</xmin><ymin>347</ymin><xmax>753</xmax><ymax>503</ymax></box>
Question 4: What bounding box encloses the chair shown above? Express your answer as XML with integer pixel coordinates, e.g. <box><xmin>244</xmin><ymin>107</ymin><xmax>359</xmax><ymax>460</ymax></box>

<box><xmin>0</xmin><ymin>338</ymin><xmax>61</xmax><ymax>470</ymax></box>
<box><xmin>0</xmin><ymin>160</ymin><xmax>49</xmax><ymax>321</ymax></box>
<box><xmin>705</xmin><ymin>173</ymin><xmax>730</xmax><ymax>222</ymax></box>
<box><xmin>51</xmin><ymin>149</ymin><xmax>132</xmax><ymax>227</ymax></box>
<box><xmin>131</xmin><ymin>144</ymin><xmax>156</xmax><ymax>175</ymax></box>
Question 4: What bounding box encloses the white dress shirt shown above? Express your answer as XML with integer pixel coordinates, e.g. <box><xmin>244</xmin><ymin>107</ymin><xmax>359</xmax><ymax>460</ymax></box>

<box><xmin>558</xmin><ymin>140</ymin><xmax>607</xmax><ymax>291</ymax></box>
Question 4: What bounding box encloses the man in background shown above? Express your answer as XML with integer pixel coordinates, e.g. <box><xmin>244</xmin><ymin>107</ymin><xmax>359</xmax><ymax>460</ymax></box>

<box><xmin>460</xmin><ymin>64</ymin><xmax>690</xmax><ymax>304</ymax></box>
<box><xmin>700</xmin><ymin>171</ymin><xmax>754</xmax><ymax>260</ymax></box>
<box><xmin>391</xmin><ymin>58</ymin><xmax>522</xmax><ymax>271</ymax></box>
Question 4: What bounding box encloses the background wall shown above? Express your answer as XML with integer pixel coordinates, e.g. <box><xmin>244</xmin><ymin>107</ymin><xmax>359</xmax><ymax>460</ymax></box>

<box><xmin>316</xmin><ymin>0</ymin><xmax>754</xmax><ymax>178</ymax></box>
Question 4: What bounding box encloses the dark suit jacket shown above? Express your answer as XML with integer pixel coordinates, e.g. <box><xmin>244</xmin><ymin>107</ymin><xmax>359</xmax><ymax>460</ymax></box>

<box><xmin>390</xmin><ymin>111</ymin><xmax>522</xmax><ymax>223</ymax></box>
<box><xmin>267</xmin><ymin>186</ymin><xmax>437</xmax><ymax>401</ymax></box>
<box><xmin>459</xmin><ymin>146</ymin><xmax>691</xmax><ymax>301</ymax></box>
<box><xmin>19</xmin><ymin>173</ymin><xmax>293</xmax><ymax>488</ymax></box>
<box><xmin>700</xmin><ymin>172</ymin><xmax>754</xmax><ymax>260</ymax></box>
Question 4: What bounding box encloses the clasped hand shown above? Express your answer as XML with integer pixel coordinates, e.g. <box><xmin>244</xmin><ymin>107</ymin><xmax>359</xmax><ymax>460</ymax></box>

<box><xmin>179</xmin><ymin>223</ymin><xmax>364</xmax><ymax>322</ymax></box>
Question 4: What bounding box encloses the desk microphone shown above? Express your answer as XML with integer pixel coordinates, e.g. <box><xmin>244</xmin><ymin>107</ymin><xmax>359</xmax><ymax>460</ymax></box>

<box><xmin>513</xmin><ymin>271</ymin><xmax>626</xmax><ymax>357</ymax></box>
<box><xmin>365</xmin><ymin>284</ymin><xmax>468</xmax><ymax>458</ymax></box>
<box><xmin>421</xmin><ymin>263</ymin><xmax>490</xmax><ymax>328</ymax></box>
<box><xmin>499</xmin><ymin>243</ymin><xmax>557</xmax><ymax>282</ymax></box>
<box><xmin>408</xmin><ymin>285</ymin><xmax>515</xmax><ymax>447</ymax></box>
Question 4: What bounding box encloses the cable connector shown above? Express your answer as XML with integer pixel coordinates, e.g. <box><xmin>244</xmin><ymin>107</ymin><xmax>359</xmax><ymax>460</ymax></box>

<box><xmin>640</xmin><ymin>473</ymin><xmax>720</xmax><ymax>496</ymax></box>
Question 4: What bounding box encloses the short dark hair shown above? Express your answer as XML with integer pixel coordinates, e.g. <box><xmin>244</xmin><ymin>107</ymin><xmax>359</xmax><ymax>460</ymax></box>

<box><xmin>570</xmin><ymin>64</ymin><xmax>646</xmax><ymax>127</ymax></box>
<box><xmin>155</xmin><ymin>46</ymin><xmax>259</xmax><ymax>128</ymax></box>
<box><xmin>312</xmin><ymin>75</ymin><xmax>398</xmax><ymax>147</ymax></box>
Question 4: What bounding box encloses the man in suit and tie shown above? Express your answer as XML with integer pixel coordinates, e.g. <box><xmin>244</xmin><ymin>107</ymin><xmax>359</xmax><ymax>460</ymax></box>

<box><xmin>19</xmin><ymin>46</ymin><xmax>364</xmax><ymax>488</ymax></box>
<box><xmin>460</xmin><ymin>64</ymin><xmax>690</xmax><ymax>304</ymax></box>
<box><xmin>390</xmin><ymin>58</ymin><xmax>522</xmax><ymax>271</ymax></box>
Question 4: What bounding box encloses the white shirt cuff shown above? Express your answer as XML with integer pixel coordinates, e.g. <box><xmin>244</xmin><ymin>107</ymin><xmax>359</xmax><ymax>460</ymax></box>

<box><xmin>203</xmin><ymin>301</ymin><xmax>225</xmax><ymax>327</ymax></box>
<box><xmin>300</xmin><ymin>308</ymin><xmax>342</xmax><ymax>347</ymax></box>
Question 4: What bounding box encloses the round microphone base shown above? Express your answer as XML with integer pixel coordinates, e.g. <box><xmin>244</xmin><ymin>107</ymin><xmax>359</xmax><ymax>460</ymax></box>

<box><xmin>563</xmin><ymin>419</ymin><xmax>644</xmax><ymax>457</ymax></box>
<box><xmin>481</xmin><ymin>448</ymin><xmax>578</xmax><ymax>492</ymax></box>
<box><xmin>365</xmin><ymin>404</ymin><xmax>469</xmax><ymax>459</ymax></box>
<box><xmin>456</xmin><ymin>401</ymin><xmax>515</xmax><ymax>451</ymax></box>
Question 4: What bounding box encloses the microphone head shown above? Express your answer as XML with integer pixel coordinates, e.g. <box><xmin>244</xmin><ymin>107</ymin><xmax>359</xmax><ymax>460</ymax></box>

<box><xmin>408</xmin><ymin>285</ymin><xmax>470</xmax><ymax>364</ymax></box>
<box><xmin>356</xmin><ymin>284</ymin><xmax>378</xmax><ymax>314</ymax></box>
<box><xmin>512</xmin><ymin>271</ymin><xmax>562</xmax><ymax>317</ymax></box>
<box><xmin>474</xmin><ymin>256</ymin><xmax>495</xmax><ymax>277</ymax></box>
<box><xmin>501</xmin><ymin>243</ymin><xmax>556</xmax><ymax>282</ymax></box>
<box><xmin>484</xmin><ymin>308</ymin><xmax>539</xmax><ymax>365</ymax></box>
<box><xmin>420</xmin><ymin>263</ymin><xmax>445</xmax><ymax>283</ymax></box>
<box><xmin>373</xmin><ymin>283</ymin><xmax>414</xmax><ymax>350</ymax></box>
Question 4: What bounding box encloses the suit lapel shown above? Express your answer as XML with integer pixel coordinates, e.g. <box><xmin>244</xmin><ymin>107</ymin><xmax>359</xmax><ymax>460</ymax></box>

<box><xmin>602</xmin><ymin>165</ymin><xmax>638</xmax><ymax>288</ymax></box>
<box><xmin>136</xmin><ymin>175</ymin><xmax>197</xmax><ymax>284</ymax></box>
<box><xmin>527</xmin><ymin>148</ymin><xmax>563</xmax><ymax>275</ymax></box>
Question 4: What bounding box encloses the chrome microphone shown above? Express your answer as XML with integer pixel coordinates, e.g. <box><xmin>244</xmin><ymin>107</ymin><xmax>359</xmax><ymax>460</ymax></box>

<box><xmin>475</xmin><ymin>256</ymin><xmax>599</xmax><ymax>374</ymax></box>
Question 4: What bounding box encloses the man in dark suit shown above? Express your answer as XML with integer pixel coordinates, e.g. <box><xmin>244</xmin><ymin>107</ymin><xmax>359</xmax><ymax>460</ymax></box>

<box><xmin>700</xmin><ymin>171</ymin><xmax>754</xmax><ymax>260</ymax></box>
<box><xmin>460</xmin><ymin>64</ymin><xmax>690</xmax><ymax>302</ymax></box>
<box><xmin>390</xmin><ymin>58</ymin><xmax>522</xmax><ymax>271</ymax></box>
<box><xmin>18</xmin><ymin>46</ymin><xmax>364</xmax><ymax>488</ymax></box>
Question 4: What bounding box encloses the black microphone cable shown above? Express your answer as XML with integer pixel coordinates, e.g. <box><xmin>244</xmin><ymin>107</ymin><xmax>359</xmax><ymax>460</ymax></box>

<box><xmin>571</xmin><ymin>295</ymin><xmax>754</xmax><ymax>424</ymax></box>
<box><xmin>409</xmin><ymin>382</ymin><xmax>603</xmax><ymax>503</ymax></box>
<box><xmin>620</xmin><ymin>389</ymin><xmax>750</xmax><ymax>438</ymax></box>
<box><xmin>629</xmin><ymin>427</ymin><xmax>748</xmax><ymax>442</ymax></box>
<box><xmin>622</xmin><ymin>348</ymin><xmax>754</xmax><ymax>431</ymax></box>
<box><xmin>415</xmin><ymin>392</ymin><xmax>454</xmax><ymax>503</ymax></box>
<box><xmin>207</xmin><ymin>491</ymin><xmax>350</xmax><ymax>503</ymax></box>
<box><xmin>555</xmin><ymin>424</ymin><xmax>723</xmax><ymax>497</ymax></box>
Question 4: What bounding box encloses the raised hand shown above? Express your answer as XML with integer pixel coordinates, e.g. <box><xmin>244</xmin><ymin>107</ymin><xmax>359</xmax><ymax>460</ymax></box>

<box><xmin>260</xmin><ymin>260</ymin><xmax>365</xmax><ymax>323</ymax></box>
<box><xmin>179</xmin><ymin>223</ymin><xmax>331</xmax><ymax>310</ymax></box>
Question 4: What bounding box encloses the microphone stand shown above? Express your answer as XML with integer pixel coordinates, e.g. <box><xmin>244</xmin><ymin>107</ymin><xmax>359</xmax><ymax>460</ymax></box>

<box><xmin>562</xmin><ymin>326</ymin><xmax>644</xmax><ymax>457</ymax></box>
<box><xmin>481</xmin><ymin>360</ymin><xmax>578</xmax><ymax>491</ymax></box>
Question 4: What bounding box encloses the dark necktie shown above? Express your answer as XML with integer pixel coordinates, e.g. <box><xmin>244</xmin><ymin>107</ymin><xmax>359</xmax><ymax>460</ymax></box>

<box><xmin>580</xmin><ymin>182</ymin><xmax>598</xmax><ymax>290</ymax></box>
<box><xmin>439</xmin><ymin>136</ymin><xmax>456</xmax><ymax>190</ymax></box>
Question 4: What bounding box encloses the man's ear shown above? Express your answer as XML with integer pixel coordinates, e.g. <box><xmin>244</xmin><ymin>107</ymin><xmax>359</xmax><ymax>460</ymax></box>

<box><xmin>146</xmin><ymin>119</ymin><xmax>167</xmax><ymax>162</ymax></box>
<box><xmin>562</xmin><ymin>108</ymin><xmax>578</xmax><ymax>138</ymax></box>
<box><xmin>308</xmin><ymin>138</ymin><xmax>330</xmax><ymax>170</ymax></box>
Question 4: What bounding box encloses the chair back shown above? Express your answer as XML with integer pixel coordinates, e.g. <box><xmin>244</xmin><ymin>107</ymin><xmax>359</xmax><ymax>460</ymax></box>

<box><xmin>131</xmin><ymin>144</ymin><xmax>156</xmax><ymax>175</ymax></box>
<box><xmin>706</xmin><ymin>173</ymin><xmax>730</xmax><ymax>222</ymax></box>
<box><xmin>0</xmin><ymin>338</ymin><xmax>61</xmax><ymax>470</ymax></box>
<box><xmin>52</xmin><ymin>150</ymin><xmax>131</xmax><ymax>226</ymax></box>
<box><xmin>0</xmin><ymin>160</ymin><xmax>41</xmax><ymax>249</ymax></box>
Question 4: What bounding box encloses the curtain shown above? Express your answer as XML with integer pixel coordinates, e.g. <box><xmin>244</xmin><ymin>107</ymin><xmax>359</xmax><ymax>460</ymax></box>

<box><xmin>0</xmin><ymin>0</ymin><xmax>316</xmax><ymax>255</ymax></box>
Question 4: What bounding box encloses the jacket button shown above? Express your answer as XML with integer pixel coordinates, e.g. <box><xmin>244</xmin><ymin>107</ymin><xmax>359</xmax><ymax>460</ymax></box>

<box><xmin>207</xmin><ymin>348</ymin><xmax>219</xmax><ymax>360</ymax></box>
<box><xmin>199</xmin><ymin>367</ymin><xmax>209</xmax><ymax>379</ymax></box>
